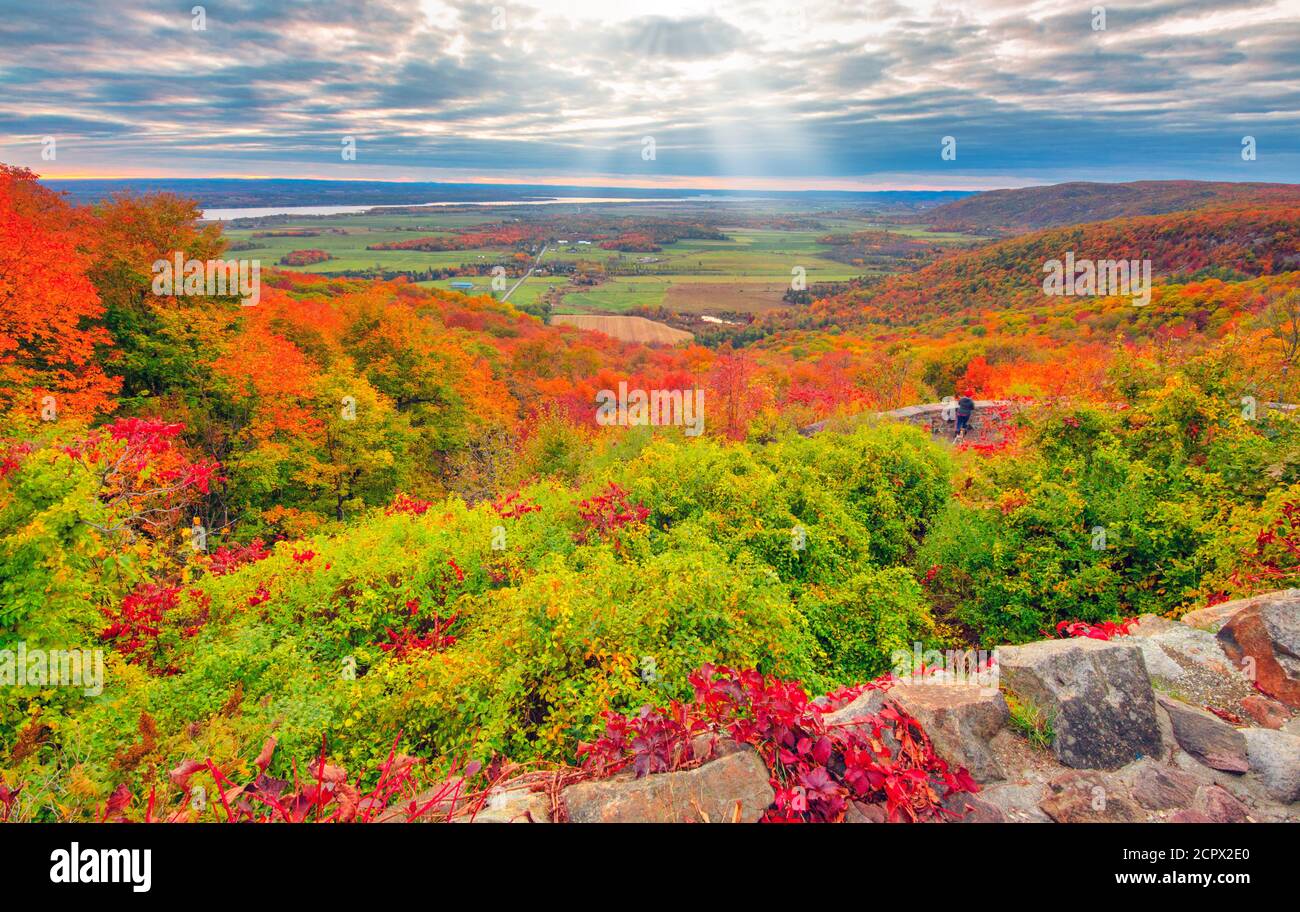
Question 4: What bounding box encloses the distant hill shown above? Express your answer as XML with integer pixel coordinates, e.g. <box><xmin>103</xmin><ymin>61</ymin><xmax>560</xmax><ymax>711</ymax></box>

<box><xmin>810</xmin><ymin>204</ymin><xmax>1300</xmax><ymax>328</ymax></box>
<box><xmin>925</xmin><ymin>181</ymin><xmax>1300</xmax><ymax>234</ymax></box>
<box><xmin>39</xmin><ymin>177</ymin><xmax>973</xmax><ymax>210</ymax></box>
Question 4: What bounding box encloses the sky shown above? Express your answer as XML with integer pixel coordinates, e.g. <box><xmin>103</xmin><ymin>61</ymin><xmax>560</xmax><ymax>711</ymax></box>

<box><xmin>2</xmin><ymin>0</ymin><xmax>1298</xmax><ymax>191</ymax></box>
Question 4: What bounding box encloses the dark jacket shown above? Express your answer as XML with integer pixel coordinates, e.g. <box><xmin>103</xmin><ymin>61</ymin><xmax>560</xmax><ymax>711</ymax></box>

<box><xmin>956</xmin><ymin>396</ymin><xmax>975</xmax><ymax>417</ymax></box>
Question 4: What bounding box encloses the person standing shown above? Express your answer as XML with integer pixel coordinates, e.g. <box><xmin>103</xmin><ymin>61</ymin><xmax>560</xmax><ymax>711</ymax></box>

<box><xmin>955</xmin><ymin>392</ymin><xmax>976</xmax><ymax>441</ymax></box>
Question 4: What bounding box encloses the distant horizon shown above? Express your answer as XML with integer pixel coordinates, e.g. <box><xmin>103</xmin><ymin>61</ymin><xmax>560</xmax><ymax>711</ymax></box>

<box><xmin>37</xmin><ymin>173</ymin><xmax>1034</xmax><ymax>194</ymax></box>
<box><xmin>37</xmin><ymin>174</ymin><xmax>1300</xmax><ymax>198</ymax></box>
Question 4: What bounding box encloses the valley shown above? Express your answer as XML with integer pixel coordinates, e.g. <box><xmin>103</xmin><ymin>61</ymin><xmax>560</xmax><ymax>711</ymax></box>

<box><xmin>216</xmin><ymin>200</ymin><xmax>981</xmax><ymax>342</ymax></box>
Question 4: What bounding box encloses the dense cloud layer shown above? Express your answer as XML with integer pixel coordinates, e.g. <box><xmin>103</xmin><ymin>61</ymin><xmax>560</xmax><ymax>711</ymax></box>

<box><xmin>2</xmin><ymin>0</ymin><xmax>1297</xmax><ymax>186</ymax></box>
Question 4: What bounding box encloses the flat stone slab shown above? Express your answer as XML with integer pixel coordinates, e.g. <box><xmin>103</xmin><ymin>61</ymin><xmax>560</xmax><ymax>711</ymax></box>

<box><xmin>1156</xmin><ymin>694</ymin><xmax>1249</xmax><ymax>773</ymax></box>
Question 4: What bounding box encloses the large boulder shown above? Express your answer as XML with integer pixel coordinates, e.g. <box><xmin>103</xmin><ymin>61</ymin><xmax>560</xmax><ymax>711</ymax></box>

<box><xmin>1242</xmin><ymin>728</ymin><xmax>1300</xmax><ymax>803</ymax></box>
<box><xmin>561</xmin><ymin>747</ymin><xmax>774</xmax><ymax>823</ymax></box>
<box><xmin>886</xmin><ymin>684</ymin><xmax>1009</xmax><ymax>783</ymax></box>
<box><xmin>996</xmin><ymin>638</ymin><xmax>1162</xmax><ymax>770</ymax></box>
<box><xmin>1216</xmin><ymin>590</ymin><xmax>1300</xmax><ymax>707</ymax></box>
<box><xmin>1156</xmin><ymin>694</ymin><xmax>1250</xmax><ymax>773</ymax></box>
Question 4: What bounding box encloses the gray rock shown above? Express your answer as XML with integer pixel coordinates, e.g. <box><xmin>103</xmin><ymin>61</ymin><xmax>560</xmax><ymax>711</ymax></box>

<box><xmin>822</xmin><ymin>688</ymin><xmax>888</xmax><ymax>726</ymax></box>
<box><xmin>996</xmin><ymin>638</ymin><xmax>1162</xmax><ymax>769</ymax></box>
<box><xmin>689</xmin><ymin>733</ymin><xmax>747</xmax><ymax>762</ymax></box>
<box><xmin>561</xmin><ymin>747</ymin><xmax>774</xmax><ymax>823</ymax></box>
<box><xmin>1131</xmin><ymin>618</ymin><xmax>1247</xmax><ymax>683</ymax></box>
<box><xmin>1180</xmin><ymin>601</ymin><xmax>1251</xmax><ymax>632</ymax></box>
<box><xmin>887</xmin><ymin>683</ymin><xmax>1010</xmax><ymax>783</ymax></box>
<box><xmin>1132</xmin><ymin>639</ymin><xmax>1191</xmax><ymax>681</ymax></box>
<box><xmin>1242</xmin><ymin>728</ymin><xmax>1300</xmax><ymax>803</ymax></box>
<box><xmin>821</xmin><ymin>688</ymin><xmax>899</xmax><ymax>756</ymax></box>
<box><xmin>844</xmin><ymin>801</ymin><xmax>889</xmax><ymax>823</ymax></box>
<box><xmin>1156</xmin><ymin>694</ymin><xmax>1250</xmax><ymax>773</ymax></box>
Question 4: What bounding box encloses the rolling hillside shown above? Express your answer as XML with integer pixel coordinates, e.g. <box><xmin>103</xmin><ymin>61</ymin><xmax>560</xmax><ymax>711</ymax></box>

<box><xmin>925</xmin><ymin>181</ymin><xmax>1300</xmax><ymax>234</ymax></box>
<box><xmin>813</xmin><ymin>204</ymin><xmax>1300</xmax><ymax>328</ymax></box>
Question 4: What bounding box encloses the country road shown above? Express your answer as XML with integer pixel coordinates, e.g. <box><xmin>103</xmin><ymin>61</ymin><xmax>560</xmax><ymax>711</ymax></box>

<box><xmin>501</xmin><ymin>244</ymin><xmax>549</xmax><ymax>303</ymax></box>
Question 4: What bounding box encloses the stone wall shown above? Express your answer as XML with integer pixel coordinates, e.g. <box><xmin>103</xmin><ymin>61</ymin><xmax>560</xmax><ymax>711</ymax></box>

<box><xmin>800</xmin><ymin>399</ymin><xmax>1019</xmax><ymax>445</ymax></box>
<box><xmin>879</xmin><ymin>400</ymin><xmax>1018</xmax><ymax>446</ymax></box>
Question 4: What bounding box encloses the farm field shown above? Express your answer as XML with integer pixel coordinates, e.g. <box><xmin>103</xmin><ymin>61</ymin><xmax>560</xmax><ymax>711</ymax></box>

<box><xmin>215</xmin><ymin>203</ymin><xmax>978</xmax><ymax>327</ymax></box>
<box><xmin>550</xmin><ymin>313</ymin><xmax>695</xmax><ymax>344</ymax></box>
<box><xmin>664</xmin><ymin>280</ymin><xmax>789</xmax><ymax>314</ymax></box>
<box><xmin>555</xmin><ymin>277</ymin><xmax>794</xmax><ymax>315</ymax></box>
<box><xmin>416</xmin><ymin>275</ymin><xmax>559</xmax><ymax>310</ymax></box>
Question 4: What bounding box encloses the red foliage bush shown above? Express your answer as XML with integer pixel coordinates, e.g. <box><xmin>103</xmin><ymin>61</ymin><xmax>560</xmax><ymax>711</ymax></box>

<box><xmin>1208</xmin><ymin>500</ymin><xmax>1300</xmax><ymax>605</ymax></box>
<box><xmin>386</xmin><ymin>492</ymin><xmax>432</xmax><ymax>516</ymax></box>
<box><xmin>1055</xmin><ymin>617</ymin><xmax>1137</xmax><ymax>640</ymax></box>
<box><xmin>101</xmin><ymin>583</ymin><xmax>181</xmax><ymax>667</ymax></box>
<box><xmin>207</xmin><ymin>538</ymin><xmax>270</xmax><ymax>576</ymax></box>
<box><xmin>492</xmin><ymin>490</ymin><xmax>541</xmax><ymax>519</ymax></box>
<box><xmin>578</xmin><ymin>664</ymin><xmax>978</xmax><ymax>823</ymax></box>
<box><xmin>104</xmin><ymin>736</ymin><xmax>483</xmax><ymax>824</ymax></box>
<box><xmin>574</xmin><ymin>482</ymin><xmax>649</xmax><ymax>546</ymax></box>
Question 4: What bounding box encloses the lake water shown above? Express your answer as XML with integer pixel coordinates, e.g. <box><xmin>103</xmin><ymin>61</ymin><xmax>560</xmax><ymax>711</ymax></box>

<box><xmin>202</xmin><ymin>197</ymin><xmax>700</xmax><ymax>221</ymax></box>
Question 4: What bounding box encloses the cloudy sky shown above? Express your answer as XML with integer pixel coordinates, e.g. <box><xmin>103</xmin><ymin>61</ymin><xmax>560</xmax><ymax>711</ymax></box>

<box><xmin>2</xmin><ymin>0</ymin><xmax>1297</xmax><ymax>190</ymax></box>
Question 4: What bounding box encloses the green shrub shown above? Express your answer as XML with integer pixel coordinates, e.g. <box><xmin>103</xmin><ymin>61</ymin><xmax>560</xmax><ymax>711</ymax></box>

<box><xmin>799</xmin><ymin>566</ymin><xmax>932</xmax><ymax>682</ymax></box>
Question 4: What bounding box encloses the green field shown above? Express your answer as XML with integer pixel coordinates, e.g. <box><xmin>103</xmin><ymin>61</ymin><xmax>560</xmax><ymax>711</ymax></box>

<box><xmin>217</xmin><ymin>204</ymin><xmax>982</xmax><ymax>319</ymax></box>
<box><xmin>416</xmin><ymin>275</ymin><xmax>558</xmax><ymax>310</ymax></box>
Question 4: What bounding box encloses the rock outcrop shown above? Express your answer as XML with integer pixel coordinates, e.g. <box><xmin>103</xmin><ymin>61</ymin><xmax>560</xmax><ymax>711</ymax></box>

<box><xmin>1216</xmin><ymin>589</ymin><xmax>1300</xmax><ymax>707</ymax></box>
<box><xmin>996</xmin><ymin>638</ymin><xmax>1162</xmax><ymax>769</ymax></box>
<box><xmin>449</xmin><ymin>589</ymin><xmax>1300</xmax><ymax>823</ymax></box>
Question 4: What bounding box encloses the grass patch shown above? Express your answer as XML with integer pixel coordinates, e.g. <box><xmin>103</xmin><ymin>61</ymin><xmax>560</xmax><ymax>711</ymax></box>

<box><xmin>1005</xmin><ymin>691</ymin><xmax>1056</xmax><ymax>752</ymax></box>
